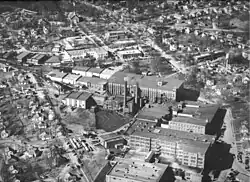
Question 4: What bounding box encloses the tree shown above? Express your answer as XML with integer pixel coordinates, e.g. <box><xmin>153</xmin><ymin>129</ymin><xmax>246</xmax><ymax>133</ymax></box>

<box><xmin>150</xmin><ymin>57</ymin><xmax>163</xmax><ymax>74</ymax></box>
<box><xmin>130</xmin><ymin>60</ymin><xmax>140</xmax><ymax>74</ymax></box>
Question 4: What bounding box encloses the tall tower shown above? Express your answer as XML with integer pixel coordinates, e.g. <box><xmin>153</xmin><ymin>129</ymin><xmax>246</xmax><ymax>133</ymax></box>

<box><xmin>123</xmin><ymin>80</ymin><xmax>127</xmax><ymax>112</ymax></box>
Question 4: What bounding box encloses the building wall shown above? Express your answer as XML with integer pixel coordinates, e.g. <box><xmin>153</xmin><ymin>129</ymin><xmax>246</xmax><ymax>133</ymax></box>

<box><xmin>86</xmin><ymin>72</ymin><xmax>93</xmax><ymax>77</ymax></box>
<box><xmin>108</xmin><ymin>82</ymin><xmax>177</xmax><ymax>102</ymax></box>
<box><xmin>76</xmin><ymin>99</ymin><xmax>86</xmax><ymax>109</ymax></box>
<box><xmin>129</xmin><ymin>135</ymin><xmax>206</xmax><ymax>169</ymax></box>
<box><xmin>50</xmin><ymin>77</ymin><xmax>63</xmax><ymax>83</ymax></box>
<box><xmin>106</xmin><ymin>175</ymin><xmax>141</xmax><ymax>182</ymax></box>
<box><xmin>168</xmin><ymin>121</ymin><xmax>206</xmax><ymax>135</ymax></box>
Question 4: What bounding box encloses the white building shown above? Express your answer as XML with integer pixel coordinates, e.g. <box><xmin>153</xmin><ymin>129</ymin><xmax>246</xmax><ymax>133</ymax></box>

<box><xmin>62</xmin><ymin>73</ymin><xmax>81</xmax><ymax>85</ymax></box>
<box><xmin>116</xmin><ymin>49</ymin><xmax>143</xmax><ymax>61</ymax></box>
<box><xmin>47</xmin><ymin>71</ymin><xmax>68</xmax><ymax>83</ymax></box>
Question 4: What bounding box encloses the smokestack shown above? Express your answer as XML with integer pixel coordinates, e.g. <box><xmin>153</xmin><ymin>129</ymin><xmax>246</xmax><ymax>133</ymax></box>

<box><xmin>135</xmin><ymin>82</ymin><xmax>139</xmax><ymax>104</ymax></box>
<box><xmin>124</xmin><ymin>80</ymin><xmax>127</xmax><ymax>111</ymax></box>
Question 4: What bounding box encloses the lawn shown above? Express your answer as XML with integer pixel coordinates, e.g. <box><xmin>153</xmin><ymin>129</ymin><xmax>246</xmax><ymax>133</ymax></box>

<box><xmin>96</xmin><ymin>110</ymin><xmax>130</xmax><ymax>132</ymax></box>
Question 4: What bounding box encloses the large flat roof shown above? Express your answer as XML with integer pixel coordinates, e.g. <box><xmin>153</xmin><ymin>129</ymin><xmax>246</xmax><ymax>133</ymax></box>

<box><xmin>127</xmin><ymin>120</ymin><xmax>214</xmax><ymax>154</ymax></box>
<box><xmin>137</xmin><ymin>104</ymin><xmax>172</xmax><ymax>121</ymax></box>
<box><xmin>107</xmin><ymin>159</ymin><xmax>168</xmax><ymax>182</ymax></box>
<box><xmin>172</xmin><ymin>104</ymin><xmax>219</xmax><ymax>126</ymax></box>
<box><xmin>108</xmin><ymin>72</ymin><xmax>184</xmax><ymax>91</ymax></box>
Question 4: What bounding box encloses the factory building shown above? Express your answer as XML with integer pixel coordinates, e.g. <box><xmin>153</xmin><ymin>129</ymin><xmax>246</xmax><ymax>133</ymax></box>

<box><xmin>127</xmin><ymin>120</ymin><xmax>214</xmax><ymax>169</ymax></box>
<box><xmin>169</xmin><ymin>102</ymin><xmax>220</xmax><ymax>135</ymax></box>
<box><xmin>63</xmin><ymin>91</ymin><xmax>96</xmax><ymax>109</ymax></box>
<box><xmin>108</xmin><ymin>72</ymin><xmax>184</xmax><ymax>102</ymax></box>
<box><xmin>106</xmin><ymin>158</ymin><xmax>171</xmax><ymax>182</ymax></box>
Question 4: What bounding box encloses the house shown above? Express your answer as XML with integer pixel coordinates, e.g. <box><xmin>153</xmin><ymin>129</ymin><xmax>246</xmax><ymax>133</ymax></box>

<box><xmin>63</xmin><ymin>91</ymin><xmax>96</xmax><ymax>109</ymax></box>
<box><xmin>44</xmin><ymin>56</ymin><xmax>61</xmax><ymax>66</ymax></box>
<box><xmin>16</xmin><ymin>51</ymin><xmax>30</xmax><ymax>63</ymax></box>
<box><xmin>62</xmin><ymin>73</ymin><xmax>81</xmax><ymax>85</ymax></box>
<box><xmin>47</xmin><ymin>70</ymin><xmax>68</xmax><ymax>82</ymax></box>
<box><xmin>76</xmin><ymin>76</ymin><xmax>108</xmax><ymax>91</ymax></box>
<box><xmin>72</xmin><ymin>66</ymin><xmax>90</xmax><ymax>76</ymax></box>
<box><xmin>86</xmin><ymin>67</ymin><xmax>105</xmax><ymax>78</ymax></box>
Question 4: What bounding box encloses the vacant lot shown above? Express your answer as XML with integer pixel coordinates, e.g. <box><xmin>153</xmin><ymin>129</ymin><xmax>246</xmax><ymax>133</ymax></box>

<box><xmin>96</xmin><ymin>110</ymin><xmax>130</xmax><ymax>132</ymax></box>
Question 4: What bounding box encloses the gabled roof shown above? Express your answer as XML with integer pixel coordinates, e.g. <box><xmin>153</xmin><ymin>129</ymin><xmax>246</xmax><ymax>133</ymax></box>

<box><xmin>16</xmin><ymin>52</ymin><xmax>30</xmax><ymax>60</ymax></box>
<box><xmin>45</xmin><ymin>56</ymin><xmax>60</xmax><ymax>63</ymax></box>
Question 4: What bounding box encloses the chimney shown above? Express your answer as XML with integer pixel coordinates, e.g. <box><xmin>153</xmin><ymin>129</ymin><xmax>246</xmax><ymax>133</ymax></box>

<box><xmin>135</xmin><ymin>82</ymin><xmax>139</xmax><ymax>104</ymax></box>
<box><xmin>123</xmin><ymin>80</ymin><xmax>127</xmax><ymax>111</ymax></box>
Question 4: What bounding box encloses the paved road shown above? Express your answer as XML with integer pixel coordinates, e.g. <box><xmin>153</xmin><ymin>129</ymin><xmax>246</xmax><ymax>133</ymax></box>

<box><xmin>220</xmin><ymin>108</ymin><xmax>250</xmax><ymax>179</ymax></box>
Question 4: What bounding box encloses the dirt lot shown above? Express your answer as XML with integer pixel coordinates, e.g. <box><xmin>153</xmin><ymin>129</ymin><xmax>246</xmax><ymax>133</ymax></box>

<box><xmin>96</xmin><ymin>110</ymin><xmax>130</xmax><ymax>132</ymax></box>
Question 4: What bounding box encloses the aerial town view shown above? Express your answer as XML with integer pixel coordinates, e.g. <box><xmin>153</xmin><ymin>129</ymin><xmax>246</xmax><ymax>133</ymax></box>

<box><xmin>0</xmin><ymin>0</ymin><xmax>249</xmax><ymax>182</ymax></box>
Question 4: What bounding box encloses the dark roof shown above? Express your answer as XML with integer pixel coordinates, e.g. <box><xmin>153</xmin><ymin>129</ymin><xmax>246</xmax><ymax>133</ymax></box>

<box><xmin>72</xmin><ymin>66</ymin><xmax>90</xmax><ymax>72</ymax></box>
<box><xmin>126</xmin><ymin>119</ymin><xmax>214</xmax><ymax>154</ymax></box>
<box><xmin>66</xmin><ymin>91</ymin><xmax>82</xmax><ymax>99</ymax></box>
<box><xmin>45</xmin><ymin>56</ymin><xmax>60</xmax><ymax>63</ymax></box>
<box><xmin>88</xmin><ymin>67</ymin><xmax>105</xmax><ymax>74</ymax></box>
<box><xmin>65</xmin><ymin>91</ymin><xmax>92</xmax><ymax>101</ymax></box>
<box><xmin>77</xmin><ymin>92</ymin><xmax>92</xmax><ymax>101</ymax></box>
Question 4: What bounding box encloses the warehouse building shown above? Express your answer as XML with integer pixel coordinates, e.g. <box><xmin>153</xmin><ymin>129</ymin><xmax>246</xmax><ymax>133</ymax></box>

<box><xmin>106</xmin><ymin>159</ymin><xmax>171</xmax><ymax>182</ymax></box>
<box><xmin>62</xmin><ymin>73</ymin><xmax>81</xmax><ymax>85</ymax></box>
<box><xmin>99</xmin><ymin>133</ymin><xmax>125</xmax><ymax>149</ymax></box>
<box><xmin>76</xmin><ymin>76</ymin><xmax>108</xmax><ymax>91</ymax></box>
<box><xmin>86</xmin><ymin>67</ymin><xmax>105</xmax><ymax>78</ymax></box>
<box><xmin>63</xmin><ymin>91</ymin><xmax>96</xmax><ymax>109</ymax></box>
<box><xmin>126</xmin><ymin>120</ymin><xmax>214</xmax><ymax>169</ymax></box>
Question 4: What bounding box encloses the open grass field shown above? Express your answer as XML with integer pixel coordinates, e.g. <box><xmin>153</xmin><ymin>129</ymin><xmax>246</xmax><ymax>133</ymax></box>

<box><xmin>96</xmin><ymin>110</ymin><xmax>130</xmax><ymax>132</ymax></box>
